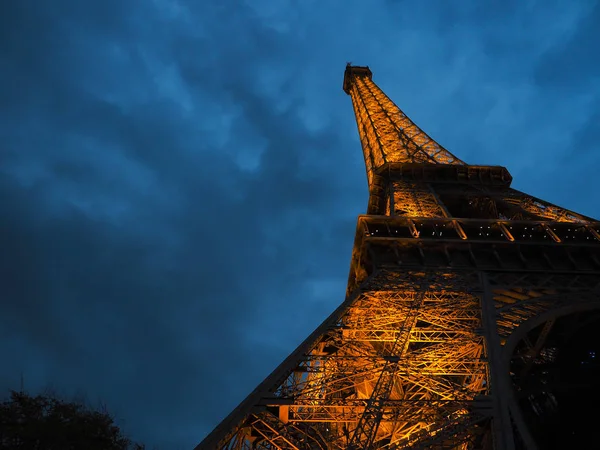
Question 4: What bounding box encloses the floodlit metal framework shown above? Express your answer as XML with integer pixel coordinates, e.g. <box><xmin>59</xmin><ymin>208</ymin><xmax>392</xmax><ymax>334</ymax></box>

<box><xmin>194</xmin><ymin>65</ymin><xmax>600</xmax><ymax>449</ymax></box>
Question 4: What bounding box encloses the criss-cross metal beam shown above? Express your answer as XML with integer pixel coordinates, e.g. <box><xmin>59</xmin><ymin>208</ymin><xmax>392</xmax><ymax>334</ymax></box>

<box><xmin>194</xmin><ymin>65</ymin><xmax>600</xmax><ymax>450</ymax></box>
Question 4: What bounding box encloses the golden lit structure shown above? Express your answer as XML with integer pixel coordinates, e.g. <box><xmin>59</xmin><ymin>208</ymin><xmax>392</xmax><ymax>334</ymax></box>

<box><xmin>195</xmin><ymin>65</ymin><xmax>600</xmax><ymax>449</ymax></box>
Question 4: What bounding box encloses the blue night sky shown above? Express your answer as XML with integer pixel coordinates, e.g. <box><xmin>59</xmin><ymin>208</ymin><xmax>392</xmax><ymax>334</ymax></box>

<box><xmin>1</xmin><ymin>1</ymin><xmax>599</xmax><ymax>449</ymax></box>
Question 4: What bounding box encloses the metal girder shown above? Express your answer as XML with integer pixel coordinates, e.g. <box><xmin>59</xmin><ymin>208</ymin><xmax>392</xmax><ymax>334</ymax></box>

<box><xmin>343</xmin><ymin>64</ymin><xmax>464</xmax><ymax>190</ymax></box>
<box><xmin>194</xmin><ymin>65</ymin><xmax>600</xmax><ymax>450</ymax></box>
<box><xmin>518</xmin><ymin>319</ymin><xmax>556</xmax><ymax>378</ymax></box>
<box><xmin>197</xmin><ymin>270</ymin><xmax>491</xmax><ymax>450</ymax></box>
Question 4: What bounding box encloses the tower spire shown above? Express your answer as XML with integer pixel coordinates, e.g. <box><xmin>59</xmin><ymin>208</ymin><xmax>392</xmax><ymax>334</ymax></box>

<box><xmin>343</xmin><ymin>64</ymin><xmax>465</xmax><ymax>190</ymax></box>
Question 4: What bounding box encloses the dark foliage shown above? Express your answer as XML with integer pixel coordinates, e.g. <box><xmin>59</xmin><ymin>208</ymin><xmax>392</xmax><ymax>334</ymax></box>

<box><xmin>0</xmin><ymin>390</ymin><xmax>144</xmax><ymax>450</ymax></box>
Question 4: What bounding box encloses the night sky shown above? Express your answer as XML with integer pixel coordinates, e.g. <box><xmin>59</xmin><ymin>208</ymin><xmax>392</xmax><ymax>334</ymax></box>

<box><xmin>2</xmin><ymin>1</ymin><xmax>600</xmax><ymax>449</ymax></box>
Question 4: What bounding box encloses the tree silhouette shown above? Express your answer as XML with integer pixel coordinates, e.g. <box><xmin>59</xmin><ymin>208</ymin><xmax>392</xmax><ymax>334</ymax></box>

<box><xmin>0</xmin><ymin>390</ymin><xmax>145</xmax><ymax>450</ymax></box>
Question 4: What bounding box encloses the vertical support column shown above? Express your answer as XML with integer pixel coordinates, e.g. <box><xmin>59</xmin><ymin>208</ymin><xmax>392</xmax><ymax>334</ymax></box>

<box><xmin>367</xmin><ymin>173</ymin><xmax>388</xmax><ymax>215</ymax></box>
<box><xmin>479</xmin><ymin>272</ymin><xmax>516</xmax><ymax>450</ymax></box>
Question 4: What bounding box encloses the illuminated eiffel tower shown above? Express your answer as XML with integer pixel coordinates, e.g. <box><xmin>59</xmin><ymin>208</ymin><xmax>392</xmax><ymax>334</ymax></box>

<box><xmin>194</xmin><ymin>65</ymin><xmax>600</xmax><ymax>449</ymax></box>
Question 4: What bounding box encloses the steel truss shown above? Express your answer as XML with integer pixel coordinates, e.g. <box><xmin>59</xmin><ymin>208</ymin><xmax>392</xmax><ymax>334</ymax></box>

<box><xmin>194</xmin><ymin>65</ymin><xmax>600</xmax><ymax>450</ymax></box>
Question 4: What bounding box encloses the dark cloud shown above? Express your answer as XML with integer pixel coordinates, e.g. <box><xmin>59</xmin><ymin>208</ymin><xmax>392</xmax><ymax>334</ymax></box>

<box><xmin>1</xmin><ymin>1</ymin><xmax>599</xmax><ymax>449</ymax></box>
<box><xmin>534</xmin><ymin>1</ymin><xmax>600</xmax><ymax>90</ymax></box>
<box><xmin>1</xmin><ymin>1</ymin><xmax>361</xmax><ymax>447</ymax></box>
<box><xmin>523</xmin><ymin>0</ymin><xmax>600</xmax><ymax>216</ymax></box>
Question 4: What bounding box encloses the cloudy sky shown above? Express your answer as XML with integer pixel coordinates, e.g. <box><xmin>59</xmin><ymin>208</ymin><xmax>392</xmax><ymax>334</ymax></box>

<box><xmin>1</xmin><ymin>1</ymin><xmax>599</xmax><ymax>448</ymax></box>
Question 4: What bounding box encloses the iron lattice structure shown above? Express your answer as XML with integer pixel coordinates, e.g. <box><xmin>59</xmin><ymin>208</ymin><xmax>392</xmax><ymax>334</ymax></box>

<box><xmin>195</xmin><ymin>65</ymin><xmax>600</xmax><ymax>450</ymax></box>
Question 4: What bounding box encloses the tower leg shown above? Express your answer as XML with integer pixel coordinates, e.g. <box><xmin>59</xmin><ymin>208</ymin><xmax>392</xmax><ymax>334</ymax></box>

<box><xmin>480</xmin><ymin>272</ymin><xmax>516</xmax><ymax>450</ymax></box>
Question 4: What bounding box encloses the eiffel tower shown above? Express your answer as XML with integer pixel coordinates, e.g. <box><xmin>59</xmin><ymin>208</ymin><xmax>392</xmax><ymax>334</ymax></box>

<box><xmin>194</xmin><ymin>65</ymin><xmax>600</xmax><ymax>449</ymax></box>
